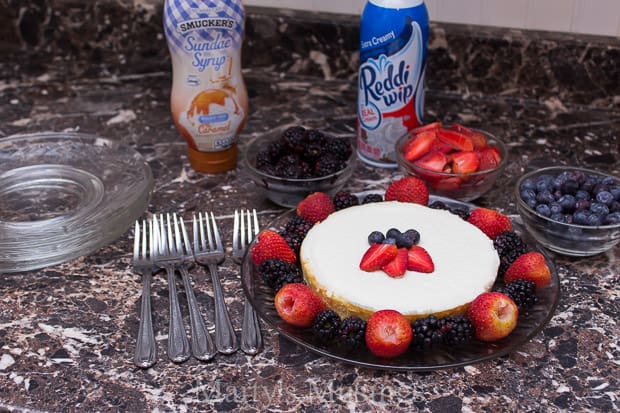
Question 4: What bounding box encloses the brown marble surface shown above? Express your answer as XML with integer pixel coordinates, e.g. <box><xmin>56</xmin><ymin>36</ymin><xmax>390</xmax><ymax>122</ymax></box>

<box><xmin>1</xmin><ymin>2</ymin><xmax>619</xmax><ymax>412</ymax></box>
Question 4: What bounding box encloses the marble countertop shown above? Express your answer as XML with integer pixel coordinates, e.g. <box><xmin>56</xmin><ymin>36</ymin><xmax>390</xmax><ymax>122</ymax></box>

<box><xmin>1</xmin><ymin>4</ymin><xmax>619</xmax><ymax>412</ymax></box>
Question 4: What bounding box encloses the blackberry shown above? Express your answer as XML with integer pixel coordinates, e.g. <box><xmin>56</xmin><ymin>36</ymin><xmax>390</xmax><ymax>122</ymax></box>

<box><xmin>440</xmin><ymin>316</ymin><xmax>474</xmax><ymax>347</ymax></box>
<box><xmin>256</xmin><ymin>141</ymin><xmax>284</xmax><ymax>170</ymax></box>
<box><xmin>275</xmin><ymin>154</ymin><xmax>302</xmax><ymax>178</ymax></box>
<box><xmin>493</xmin><ymin>231</ymin><xmax>529</xmax><ymax>276</ymax></box>
<box><xmin>362</xmin><ymin>193</ymin><xmax>383</xmax><ymax>204</ymax></box>
<box><xmin>283</xmin><ymin>216</ymin><xmax>313</xmax><ymax>239</ymax></box>
<box><xmin>324</xmin><ymin>137</ymin><xmax>352</xmax><ymax>161</ymax></box>
<box><xmin>273</xmin><ymin>271</ymin><xmax>303</xmax><ymax>292</ymax></box>
<box><xmin>282</xmin><ymin>126</ymin><xmax>307</xmax><ymax>153</ymax></box>
<box><xmin>448</xmin><ymin>207</ymin><xmax>470</xmax><ymax>220</ymax></box>
<box><xmin>500</xmin><ymin>279</ymin><xmax>538</xmax><ymax>312</ymax></box>
<box><xmin>312</xmin><ymin>310</ymin><xmax>341</xmax><ymax>343</ymax></box>
<box><xmin>338</xmin><ymin>316</ymin><xmax>366</xmax><ymax>350</ymax></box>
<box><xmin>332</xmin><ymin>191</ymin><xmax>359</xmax><ymax>210</ymax></box>
<box><xmin>280</xmin><ymin>232</ymin><xmax>303</xmax><ymax>254</ymax></box>
<box><xmin>314</xmin><ymin>154</ymin><xmax>342</xmax><ymax>176</ymax></box>
<box><xmin>258</xmin><ymin>259</ymin><xmax>300</xmax><ymax>289</ymax></box>
<box><xmin>411</xmin><ymin>315</ymin><xmax>444</xmax><ymax>350</ymax></box>
<box><xmin>428</xmin><ymin>200</ymin><xmax>448</xmax><ymax>210</ymax></box>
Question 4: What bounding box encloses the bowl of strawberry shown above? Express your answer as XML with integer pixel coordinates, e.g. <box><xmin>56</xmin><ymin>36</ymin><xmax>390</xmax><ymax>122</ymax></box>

<box><xmin>515</xmin><ymin>166</ymin><xmax>620</xmax><ymax>256</ymax></box>
<box><xmin>395</xmin><ymin>122</ymin><xmax>508</xmax><ymax>201</ymax></box>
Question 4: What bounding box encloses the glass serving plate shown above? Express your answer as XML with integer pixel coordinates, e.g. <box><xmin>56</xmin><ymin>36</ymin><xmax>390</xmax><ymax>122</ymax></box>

<box><xmin>241</xmin><ymin>195</ymin><xmax>560</xmax><ymax>371</ymax></box>
<box><xmin>0</xmin><ymin>132</ymin><xmax>153</xmax><ymax>273</ymax></box>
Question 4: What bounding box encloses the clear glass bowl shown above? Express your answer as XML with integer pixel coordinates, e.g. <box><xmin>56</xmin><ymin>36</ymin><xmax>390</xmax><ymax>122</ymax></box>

<box><xmin>244</xmin><ymin>128</ymin><xmax>356</xmax><ymax>208</ymax></box>
<box><xmin>515</xmin><ymin>166</ymin><xmax>620</xmax><ymax>257</ymax></box>
<box><xmin>0</xmin><ymin>132</ymin><xmax>153</xmax><ymax>272</ymax></box>
<box><xmin>395</xmin><ymin>128</ymin><xmax>508</xmax><ymax>201</ymax></box>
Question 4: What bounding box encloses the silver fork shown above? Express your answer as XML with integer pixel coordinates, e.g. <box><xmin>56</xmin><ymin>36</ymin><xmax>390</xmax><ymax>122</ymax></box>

<box><xmin>193</xmin><ymin>212</ymin><xmax>238</xmax><ymax>354</ymax></box>
<box><xmin>232</xmin><ymin>209</ymin><xmax>263</xmax><ymax>355</ymax></box>
<box><xmin>132</xmin><ymin>219</ymin><xmax>157</xmax><ymax>368</ymax></box>
<box><xmin>153</xmin><ymin>213</ymin><xmax>191</xmax><ymax>363</ymax></box>
<box><xmin>173</xmin><ymin>214</ymin><xmax>216</xmax><ymax>361</ymax></box>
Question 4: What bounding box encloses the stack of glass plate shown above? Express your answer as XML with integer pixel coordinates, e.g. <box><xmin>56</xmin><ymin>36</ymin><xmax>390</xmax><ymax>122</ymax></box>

<box><xmin>0</xmin><ymin>132</ymin><xmax>153</xmax><ymax>273</ymax></box>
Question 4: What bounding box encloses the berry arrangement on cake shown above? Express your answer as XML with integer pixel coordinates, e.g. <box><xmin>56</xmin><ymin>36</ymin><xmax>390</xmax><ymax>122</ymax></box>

<box><xmin>250</xmin><ymin>176</ymin><xmax>553</xmax><ymax>358</ymax></box>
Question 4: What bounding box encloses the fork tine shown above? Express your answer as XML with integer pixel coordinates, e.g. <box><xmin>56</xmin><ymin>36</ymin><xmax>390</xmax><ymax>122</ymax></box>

<box><xmin>133</xmin><ymin>221</ymin><xmax>140</xmax><ymax>262</ymax></box>
<box><xmin>166</xmin><ymin>213</ymin><xmax>175</xmax><ymax>254</ymax></box>
<box><xmin>210</xmin><ymin>212</ymin><xmax>223</xmax><ymax>250</ymax></box>
<box><xmin>252</xmin><ymin>209</ymin><xmax>259</xmax><ymax>237</ymax></box>
<box><xmin>232</xmin><ymin>210</ymin><xmax>240</xmax><ymax>251</ymax></box>
<box><xmin>201</xmin><ymin>213</ymin><xmax>210</xmax><ymax>251</ymax></box>
<box><xmin>141</xmin><ymin>220</ymin><xmax>148</xmax><ymax>260</ymax></box>
<box><xmin>240</xmin><ymin>209</ymin><xmax>247</xmax><ymax>248</ymax></box>
<box><xmin>148</xmin><ymin>219</ymin><xmax>155</xmax><ymax>261</ymax></box>
<box><xmin>172</xmin><ymin>213</ymin><xmax>184</xmax><ymax>255</ymax></box>
<box><xmin>204</xmin><ymin>212</ymin><xmax>214</xmax><ymax>250</ymax></box>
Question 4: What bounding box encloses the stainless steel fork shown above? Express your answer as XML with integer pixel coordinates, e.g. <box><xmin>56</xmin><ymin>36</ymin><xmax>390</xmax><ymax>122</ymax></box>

<box><xmin>232</xmin><ymin>209</ymin><xmax>263</xmax><ymax>355</ymax></box>
<box><xmin>153</xmin><ymin>213</ymin><xmax>191</xmax><ymax>363</ymax></box>
<box><xmin>173</xmin><ymin>214</ymin><xmax>216</xmax><ymax>361</ymax></box>
<box><xmin>193</xmin><ymin>212</ymin><xmax>238</xmax><ymax>354</ymax></box>
<box><xmin>132</xmin><ymin>219</ymin><xmax>157</xmax><ymax>368</ymax></box>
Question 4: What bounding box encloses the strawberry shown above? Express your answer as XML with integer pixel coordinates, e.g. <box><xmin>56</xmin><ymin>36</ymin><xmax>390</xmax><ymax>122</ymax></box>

<box><xmin>365</xmin><ymin>309</ymin><xmax>413</xmax><ymax>358</ymax></box>
<box><xmin>406</xmin><ymin>245</ymin><xmax>434</xmax><ymax>273</ymax></box>
<box><xmin>478</xmin><ymin>146</ymin><xmax>502</xmax><ymax>171</ymax></box>
<box><xmin>467</xmin><ymin>292</ymin><xmax>518</xmax><ymax>342</ymax></box>
<box><xmin>414</xmin><ymin>121</ymin><xmax>442</xmax><ymax>133</ymax></box>
<box><xmin>360</xmin><ymin>243</ymin><xmax>398</xmax><ymax>272</ymax></box>
<box><xmin>431</xmin><ymin>177</ymin><xmax>462</xmax><ymax>191</ymax></box>
<box><xmin>250</xmin><ymin>229</ymin><xmax>297</xmax><ymax>265</ymax></box>
<box><xmin>403</xmin><ymin>130</ymin><xmax>436</xmax><ymax>162</ymax></box>
<box><xmin>413</xmin><ymin>151</ymin><xmax>449</xmax><ymax>172</ymax></box>
<box><xmin>504</xmin><ymin>251</ymin><xmax>551</xmax><ymax>288</ymax></box>
<box><xmin>382</xmin><ymin>247</ymin><xmax>408</xmax><ymax>277</ymax></box>
<box><xmin>450</xmin><ymin>151</ymin><xmax>480</xmax><ymax>174</ymax></box>
<box><xmin>274</xmin><ymin>283</ymin><xmax>326</xmax><ymax>327</ymax></box>
<box><xmin>450</xmin><ymin>123</ymin><xmax>488</xmax><ymax>149</ymax></box>
<box><xmin>437</xmin><ymin>129</ymin><xmax>474</xmax><ymax>151</ymax></box>
<box><xmin>384</xmin><ymin>176</ymin><xmax>429</xmax><ymax>205</ymax></box>
<box><xmin>449</xmin><ymin>122</ymin><xmax>474</xmax><ymax>135</ymax></box>
<box><xmin>467</xmin><ymin>208</ymin><xmax>512</xmax><ymax>239</ymax></box>
<box><xmin>429</xmin><ymin>138</ymin><xmax>453</xmax><ymax>154</ymax></box>
<box><xmin>297</xmin><ymin>192</ymin><xmax>335</xmax><ymax>224</ymax></box>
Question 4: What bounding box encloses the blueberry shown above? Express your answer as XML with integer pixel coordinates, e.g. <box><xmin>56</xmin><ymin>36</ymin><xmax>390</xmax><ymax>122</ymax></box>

<box><xmin>368</xmin><ymin>231</ymin><xmax>385</xmax><ymax>245</ymax></box>
<box><xmin>590</xmin><ymin>202</ymin><xmax>610</xmax><ymax>216</ymax></box>
<box><xmin>565</xmin><ymin>214</ymin><xmax>574</xmax><ymax>224</ymax></box>
<box><xmin>536</xmin><ymin>190</ymin><xmax>555</xmax><ymax>204</ymax></box>
<box><xmin>593</xmin><ymin>183</ymin><xmax>610</xmax><ymax>195</ymax></box>
<box><xmin>553</xmin><ymin>174</ymin><xmax>569</xmax><ymax>190</ymax></box>
<box><xmin>527</xmin><ymin>198</ymin><xmax>537</xmax><ymax>209</ymax></box>
<box><xmin>585</xmin><ymin>213</ymin><xmax>602</xmax><ymax>226</ymax></box>
<box><xmin>520</xmin><ymin>188</ymin><xmax>536</xmax><ymax>201</ymax></box>
<box><xmin>383</xmin><ymin>237</ymin><xmax>397</xmax><ymax>245</ymax></box>
<box><xmin>575</xmin><ymin>190</ymin><xmax>591</xmax><ymax>201</ymax></box>
<box><xmin>558</xmin><ymin>194</ymin><xmax>576</xmax><ymax>212</ymax></box>
<box><xmin>536</xmin><ymin>175</ymin><xmax>554</xmax><ymax>192</ymax></box>
<box><xmin>601</xmin><ymin>176</ymin><xmax>617</xmax><ymax>186</ymax></box>
<box><xmin>609</xmin><ymin>186</ymin><xmax>620</xmax><ymax>201</ymax></box>
<box><xmin>535</xmin><ymin>204</ymin><xmax>551</xmax><ymax>217</ymax></box>
<box><xmin>386</xmin><ymin>228</ymin><xmax>401</xmax><ymax>239</ymax></box>
<box><xmin>568</xmin><ymin>170</ymin><xmax>586</xmax><ymax>184</ymax></box>
<box><xmin>603</xmin><ymin>212</ymin><xmax>620</xmax><ymax>225</ymax></box>
<box><xmin>549</xmin><ymin>202</ymin><xmax>563</xmax><ymax>215</ymax></box>
<box><xmin>561</xmin><ymin>179</ymin><xmax>580</xmax><ymax>195</ymax></box>
<box><xmin>550</xmin><ymin>213</ymin><xmax>566</xmax><ymax>223</ymax></box>
<box><xmin>596</xmin><ymin>191</ymin><xmax>614</xmax><ymax>206</ymax></box>
<box><xmin>580</xmin><ymin>176</ymin><xmax>598</xmax><ymax>192</ymax></box>
<box><xmin>395</xmin><ymin>234</ymin><xmax>414</xmax><ymax>249</ymax></box>
<box><xmin>403</xmin><ymin>229</ymin><xmax>420</xmax><ymax>245</ymax></box>
<box><xmin>610</xmin><ymin>201</ymin><xmax>620</xmax><ymax>213</ymax></box>
<box><xmin>520</xmin><ymin>178</ymin><xmax>536</xmax><ymax>192</ymax></box>
<box><xmin>575</xmin><ymin>199</ymin><xmax>590</xmax><ymax>211</ymax></box>
<box><xmin>573</xmin><ymin>210</ymin><xmax>589</xmax><ymax>225</ymax></box>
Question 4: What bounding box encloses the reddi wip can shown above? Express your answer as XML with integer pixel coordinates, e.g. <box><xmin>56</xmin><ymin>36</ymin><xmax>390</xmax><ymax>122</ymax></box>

<box><xmin>356</xmin><ymin>0</ymin><xmax>429</xmax><ymax>167</ymax></box>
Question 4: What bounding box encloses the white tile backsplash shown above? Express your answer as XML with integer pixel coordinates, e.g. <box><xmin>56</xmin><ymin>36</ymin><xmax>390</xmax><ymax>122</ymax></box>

<box><xmin>243</xmin><ymin>0</ymin><xmax>619</xmax><ymax>37</ymax></box>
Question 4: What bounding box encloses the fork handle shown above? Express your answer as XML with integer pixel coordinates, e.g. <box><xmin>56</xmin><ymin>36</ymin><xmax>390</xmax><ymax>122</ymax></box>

<box><xmin>241</xmin><ymin>297</ymin><xmax>262</xmax><ymax>355</ymax></box>
<box><xmin>134</xmin><ymin>273</ymin><xmax>157</xmax><ymax>368</ymax></box>
<box><xmin>179</xmin><ymin>267</ymin><xmax>216</xmax><ymax>361</ymax></box>
<box><xmin>165</xmin><ymin>266</ymin><xmax>191</xmax><ymax>363</ymax></box>
<box><xmin>208</xmin><ymin>263</ymin><xmax>238</xmax><ymax>354</ymax></box>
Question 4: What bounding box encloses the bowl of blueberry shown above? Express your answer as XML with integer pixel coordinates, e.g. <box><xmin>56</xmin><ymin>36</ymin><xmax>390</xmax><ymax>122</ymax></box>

<box><xmin>244</xmin><ymin>126</ymin><xmax>356</xmax><ymax>208</ymax></box>
<box><xmin>516</xmin><ymin>166</ymin><xmax>620</xmax><ymax>256</ymax></box>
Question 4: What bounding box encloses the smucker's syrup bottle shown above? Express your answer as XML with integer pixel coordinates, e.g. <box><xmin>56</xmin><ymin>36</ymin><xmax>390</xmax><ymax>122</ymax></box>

<box><xmin>164</xmin><ymin>0</ymin><xmax>248</xmax><ymax>173</ymax></box>
<box><xmin>357</xmin><ymin>0</ymin><xmax>429</xmax><ymax>167</ymax></box>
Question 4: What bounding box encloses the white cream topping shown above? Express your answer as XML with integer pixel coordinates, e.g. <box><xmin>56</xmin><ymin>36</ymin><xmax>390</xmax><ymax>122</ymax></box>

<box><xmin>300</xmin><ymin>201</ymin><xmax>500</xmax><ymax>315</ymax></box>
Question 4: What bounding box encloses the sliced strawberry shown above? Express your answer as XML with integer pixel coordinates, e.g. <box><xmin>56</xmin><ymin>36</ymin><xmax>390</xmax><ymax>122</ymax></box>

<box><xmin>431</xmin><ymin>177</ymin><xmax>462</xmax><ymax>191</ymax></box>
<box><xmin>450</xmin><ymin>151</ymin><xmax>480</xmax><ymax>174</ymax></box>
<box><xmin>478</xmin><ymin>146</ymin><xmax>503</xmax><ymax>171</ymax></box>
<box><xmin>413</xmin><ymin>121</ymin><xmax>442</xmax><ymax>134</ymax></box>
<box><xmin>429</xmin><ymin>137</ymin><xmax>453</xmax><ymax>153</ymax></box>
<box><xmin>413</xmin><ymin>151</ymin><xmax>449</xmax><ymax>172</ymax></box>
<box><xmin>406</xmin><ymin>245</ymin><xmax>434</xmax><ymax>273</ymax></box>
<box><xmin>450</xmin><ymin>122</ymin><xmax>474</xmax><ymax>134</ymax></box>
<box><xmin>469</xmin><ymin>132</ymin><xmax>489</xmax><ymax>149</ymax></box>
<box><xmin>382</xmin><ymin>247</ymin><xmax>408</xmax><ymax>278</ymax></box>
<box><xmin>360</xmin><ymin>243</ymin><xmax>398</xmax><ymax>272</ymax></box>
<box><xmin>403</xmin><ymin>130</ymin><xmax>436</xmax><ymax>162</ymax></box>
<box><xmin>437</xmin><ymin>129</ymin><xmax>474</xmax><ymax>151</ymax></box>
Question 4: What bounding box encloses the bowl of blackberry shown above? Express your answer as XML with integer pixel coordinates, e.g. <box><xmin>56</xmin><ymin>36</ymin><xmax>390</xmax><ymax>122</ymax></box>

<box><xmin>244</xmin><ymin>126</ymin><xmax>356</xmax><ymax>208</ymax></box>
<box><xmin>516</xmin><ymin>166</ymin><xmax>620</xmax><ymax>256</ymax></box>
